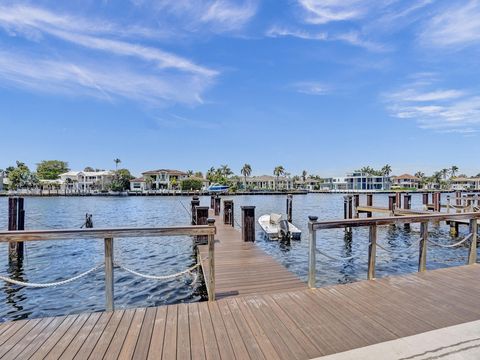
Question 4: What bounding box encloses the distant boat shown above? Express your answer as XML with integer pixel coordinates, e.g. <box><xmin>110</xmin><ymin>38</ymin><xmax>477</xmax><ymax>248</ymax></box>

<box><xmin>258</xmin><ymin>213</ymin><xmax>302</xmax><ymax>241</ymax></box>
<box><xmin>207</xmin><ymin>184</ymin><xmax>229</xmax><ymax>193</ymax></box>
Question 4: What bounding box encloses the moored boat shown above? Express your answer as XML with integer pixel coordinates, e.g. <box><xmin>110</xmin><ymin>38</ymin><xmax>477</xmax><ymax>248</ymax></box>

<box><xmin>258</xmin><ymin>213</ymin><xmax>301</xmax><ymax>240</ymax></box>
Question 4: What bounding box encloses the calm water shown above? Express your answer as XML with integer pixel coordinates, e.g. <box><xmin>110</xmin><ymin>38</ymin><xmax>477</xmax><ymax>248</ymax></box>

<box><xmin>0</xmin><ymin>194</ymin><xmax>473</xmax><ymax>321</ymax></box>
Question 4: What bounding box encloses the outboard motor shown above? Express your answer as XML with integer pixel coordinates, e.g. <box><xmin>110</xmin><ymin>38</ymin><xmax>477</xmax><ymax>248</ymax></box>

<box><xmin>278</xmin><ymin>219</ymin><xmax>291</xmax><ymax>241</ymax></box>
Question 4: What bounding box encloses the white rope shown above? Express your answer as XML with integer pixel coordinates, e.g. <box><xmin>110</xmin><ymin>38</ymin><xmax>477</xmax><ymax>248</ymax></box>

<box><xmin>114</xmin><ymin>260</ymin><xmax>205</xmax><ymax>281</ymax></box>
<box><xmin>375</xmin><ymin>237</ymin><xmax>423</xmax><ymax>254</ymax></box>
<box><xmin>427</xmin><ymin>233</ymin><xmax>472</xmax><ymax>248</ymax></box>
<box><xmin>315</xmin><ymin>247</ymin><xmax>369</xmax><ymax>261</ymax></box>
<box><xmin>0</xmin><ymin>263</ymin><xmax>104</xmax><ymax>288</ymax></box>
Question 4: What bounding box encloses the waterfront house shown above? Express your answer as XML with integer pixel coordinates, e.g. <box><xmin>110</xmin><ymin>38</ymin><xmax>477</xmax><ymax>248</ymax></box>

<box><xmin>294</xmin><ymin>178</ymin><xmax>321</xmax><ymax>191</ymax></box>
<box><xmin>391</xmin><ymin>174</ymin><xmax>421</xmax><ymax>189</ymax></box>
<box><xmin>450</xmin><ymin>177</ymin><xmax>480</xmax><ymax>191</ymax></box>
<box><xmin>345</xmin><ymin>172</ymin><xmax>391</xmax><ymax>191</ymax></box>
<box><xmin>129</xmin><ymin>177</ymin><xmax>146</xmax><ymax>192</ymax></box>
<box><xmin>245</xmin><ymin>175</ymin><xmax>293</xmax><ymax>190</ymax></box>
<box><xmin>59</xmin><ymin>170</ymin><xmax>115</xmax><ymax>192</ymax></box>
<box><xmin>319</xmin><ymin>177</ymin><xmax>348</xmax><ymax>191</ymax></box>
<box><xmin>141</xmin><ymin>169</ymin><xmax>188</xmax><ymax>190</ymax></box>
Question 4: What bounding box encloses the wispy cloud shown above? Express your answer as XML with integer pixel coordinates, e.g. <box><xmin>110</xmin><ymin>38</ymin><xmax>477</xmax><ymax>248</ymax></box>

<box><xmin>0</xmin><ymin>4</ymin><xmax>217</xmax><ymax>105</ymax></box>
<box><xmin>266</xmin><ymin>26</ymin><xmax>386</xmax><ymax>52</ymax></box>
<box><xmin>133</xmin><ymin>0</ymin><xmax>257</xmax><ymax>33</ymax></box>
<box><xmin>297</xmin><ymin>0</ymin><xmax>367</xmax><ymax>24</ymax></box>
<box><xmin>155</xmin><ymin>114</ymin><xmax>217</xmax><ymax>129</ymax></box>
<box><xmin>420</xmin><ymin>0</ymin><xmax>480</xmax><ymax>48</ymax></box>
<box><xmin>291</xmin><ymin>81</ymin><xmax>329</xmax><ymax>96</ymax></box>
<box><xmin>384</xmin><ymin>74</ymin><xmax>480</xmax><ymax>133</ymax></box>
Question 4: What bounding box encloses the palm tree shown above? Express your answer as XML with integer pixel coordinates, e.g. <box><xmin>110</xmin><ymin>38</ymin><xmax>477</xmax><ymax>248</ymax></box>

<box><xmin>302</xmin><ymin>170</ymin><xmax>307</xmax><ymax>182</ymax></box>
<box><xmin>114</xmin><ymin>158</ymin><xmax>121</xmax><ymax>171</ymax></box>
<box><xmin>450</xmin><ymin>165</ymin><xmax>459</xmax><ymax>178</ymax></box>
<box><xmin>186</xmin><ymin>170</ymin><xmax>194</xmax><ymax>176</ymax></box>
<box><xmin>220</xmin><ymin>164</ymin><xmax>233</xmax><ymax>177</ymax></box>
<box><xmin>382</xmin><ymin>164</ymin><xmax>392</xmax><ymax>176</ymax></box>
<box><xmin>240</xmin><ymin>164</ymin><xmax>252</xmax><ymax>190</ymax></box>
<box><xmin>273</xmin><ymin>166</ymin><xmax>285</xmax><ymax>190</ymax></box>
<box><xmin>441</xmin><ymin>168</ymin><xmax>449</xmax><ymax>180</ymax></box>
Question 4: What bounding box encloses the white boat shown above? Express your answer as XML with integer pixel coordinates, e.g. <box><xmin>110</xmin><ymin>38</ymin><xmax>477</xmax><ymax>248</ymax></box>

<box><xmin>258</xmin><ymin>213</ymin><xmax>302</xmax><ymax>240</ymax></box>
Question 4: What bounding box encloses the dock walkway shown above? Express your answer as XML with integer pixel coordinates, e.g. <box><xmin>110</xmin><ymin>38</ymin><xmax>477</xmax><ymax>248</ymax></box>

<box><xmin>1</xmin><ymin>265</ymin><xmax>479</xmax><ymax>359</ymax></box>
<box><xmin>198</xmin><ymin>210</ymin><xmax>306</xmax><ymax>299</ymax></box>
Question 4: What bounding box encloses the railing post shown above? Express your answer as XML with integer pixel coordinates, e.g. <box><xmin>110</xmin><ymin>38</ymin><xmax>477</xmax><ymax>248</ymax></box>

<box><xmin>468</xmin><ymin>218</ymin><xmax>477</xmax><ymax>265</ymax></box>
<box><xmin>104</xmin><ymin>237</ymin><xmax>114</xmax><ymax>311</ymax></box>
<box><xmin>367</xmin><ymin>224</ymin><xmax>377</xmax><ymax>280</ymax></box>
<box><xmin>308</xmin><ymin>216</ymin><xmax>318</xmax><ymax>289</ymax></box>
<box><xmin>418</xmin><ymin>222</ymin><xmax>428</xmax><ymax>272</ymax></box>
<box><xmin>207</xmin><ymin>218</ymin><xmax>216</xmax><ymax>301</ymax></box>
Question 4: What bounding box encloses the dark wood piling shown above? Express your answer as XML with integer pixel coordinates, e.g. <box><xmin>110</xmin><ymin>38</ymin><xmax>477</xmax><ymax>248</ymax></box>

<box><xmin>403</xmin><ymin>194</ymin><xmax>412</xmax><ymax>229</ymax></box>
<box><xmin>214</xmin><ymin>196</ymin><xmax>221</xmax><ymax>216</ymax></box>
<box><xmin>8</xmin><ymin>197</ymin><xmax>24</xmax><ymax>263</ymax></box>
<box><xmin>241</xmin><ymin>206</ymin><xmax>255</xmax><ymax>242</ymax></box>
<box><xmin>422</xmin><ymin>193</ymin><xmax>429</xmax><ymax>208</ymax></box>
<box><xmin>366</xmin><ymin>194</ymin><xmax>373</xmax><ymax>218</ymax></box>
<box><xmin>191</xmin><ymin>196</ymin><xmax>200</xmax><ymax>225</ymax></box>
<box><xmin>223</xmin><ymin>199</ymin><xmax>234</xmax><ymax>227</ymax></box>
<box><xmin>395</xmin><ymin>192</ymin><xmax>402</xmax><ymax>209</ymax></box>
<box><xmin>286</xmin><ymin>194</ymin><xmax>293</xmax><ymax>222</ymax></box>
<box><xmin>343</xmin><ymin>196</ymin><xmax>348</xmax><ymax>219</ymax></box>
<box><xmin>195</xmin><ymin>206</ymin><xmax>210</xmax><ymax>244</ymax></box>
<box><xmin>456</xmin><ymin>191</ymin><xmax>462</xmax><ymax>206</ymax></box>
<box><xmin>436</xmin><ymin>192</ymin><xmax>442</xmax><ymax>212</ymax></box>
<box><xmin>348</xmin><ymin>196</ymin><xmax>353</xmax><ymax>220</ymax></box>
<box><xmin>388</xmin><ymin>195</ymin><xmax>396</xmax><ymax>214</ymax></box>
<box><xmin>210</xmin><ymin>195</ymin><xmax>215</xmax><ymax>210</ymax></box>
<box><xmin>353</xmin><ymin>194</ymin><xmax>360</xmax><ymax>218</ymax></box>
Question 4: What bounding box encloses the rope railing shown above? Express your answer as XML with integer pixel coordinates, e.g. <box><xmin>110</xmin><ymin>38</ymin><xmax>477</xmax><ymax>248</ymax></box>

<box><xmin>0</xmin><ymin>263</ymin><xmax>104</xmax><ymax>288</ymax></box>
<box><xmin>307</xmin><ymin>213</ymin><xmax>479</xmax><ymax>289</ymax></box>
<box><xmin>427</xmin><ymin>233</ymin><xmax>472</xmax><ymax>248</ymax></box>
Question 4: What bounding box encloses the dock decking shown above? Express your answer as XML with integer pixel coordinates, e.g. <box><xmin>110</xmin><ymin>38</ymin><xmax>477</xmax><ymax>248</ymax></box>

<box><xmin>1</xmin><ymin>265</ymin><xmax>479</xmax><ymax>359</ymax></box>
<box><xmin>198</xmin><ymin>210</ymin><xmax>306</xmax><ymax>299</ymax></box>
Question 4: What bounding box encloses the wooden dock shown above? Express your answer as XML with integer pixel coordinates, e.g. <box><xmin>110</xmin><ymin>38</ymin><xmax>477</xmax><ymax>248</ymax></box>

<box><xmin>1</xmin><ymin>265</ymin><xmax>480</xmax><ymax>359</ymax></box>
<box><xmin>198</xmin><ymin>210</ymin><xmax>306</xmax><ymax>299</ymax></box>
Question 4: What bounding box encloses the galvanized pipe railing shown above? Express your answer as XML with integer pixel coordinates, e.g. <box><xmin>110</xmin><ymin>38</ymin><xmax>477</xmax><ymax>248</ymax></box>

<box><xmin>0</xmin><ymin>221</ymin><xmax>217</xmax><ymax>310</ymax></box>
<box><xmin>308</xmin><ymin>212</ymin><xmax>480</xmax><ymax>288</ymax></box>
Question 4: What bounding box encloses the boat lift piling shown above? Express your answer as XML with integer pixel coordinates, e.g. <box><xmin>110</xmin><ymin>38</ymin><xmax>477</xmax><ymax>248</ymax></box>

<box><xmin>286</xmin><ymin>194</ymin><xmax>293</xmax><ymax>222</ymax></box>
<box><xmin>8</xmin><ymin>197</ymin><xmax>25</xmax><ymax>264</ymax></box>
<box><xmin>241</xmin><ymin>206</ymin><xmax>255</xmax><ymax>242</ymax></box>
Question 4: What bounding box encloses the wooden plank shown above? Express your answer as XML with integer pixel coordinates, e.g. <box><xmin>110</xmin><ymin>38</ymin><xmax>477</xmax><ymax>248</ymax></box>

<box><xmin>216</xmin><ymin>300</ymin><xmax>251</xmax><ymax>360</ymax></box>
<box><xmin>188</xmin><ymin>303</ymin><xmax>206</xmax><ymax>360</ymax></box>
<box><xmin>72</xmin><ymin>312</ymin><xmax>112</xmax><ymax>359</ymax></box>
<box><xmin>207</xmin><ymin>302</ymin><xmax>235</xmax><ymax>359</ymax></box>
<box><xmin>0</xmin><ymin>318</ymin><xmax>41</xmax><ymax>358</ymax></box>
<box><xmin>58</xmin><ymin>312</ymin><xmax>102</xmax><ymax>360</ymax></box>
<box><xmin>132</xmin><ymin>307</ymin><xmax>156</xmax><ymax>360</ymax></box>
<box><xmin>104</xmin><ymin>309</ymin><xmax>136</xmax><ymax>360</ymax></box>
<box><xmin>176</xmin><ymin>304</ymin><xmax>191</xmax><ymax>360</ymax></box>
<box><xmin>117</xmin><ymin>308</ymin><xmax>146</xmax><ymax>360</ymax></box>
<box><xmin>198</xmin><ymin>301</ymin><xmax>221</xmax><ymax>360</ymax></box>
<box><xmin>88</xmin><ymin>310</ymin><xmax>125</xmax><ymax>359</ymax></box>
<box><xmin>146</xmin><ymin>306</ymin><xmax>167</xmax><ymax>360</ymax></box>
<box><xmin>161</xmin><ymin>305</ymin><xmax>178</xmax><ymax>360</ymax></box>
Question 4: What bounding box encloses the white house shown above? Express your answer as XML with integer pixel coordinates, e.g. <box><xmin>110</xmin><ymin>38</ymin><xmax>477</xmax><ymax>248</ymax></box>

<box><xmin>320</xmin><ymin>177</ymin><xmax>348</xmax><ymax>191</ymax></box>
<box><xmin>245</xmin><ymin>175</ymin><xmax>293</xmax><ymax>190</ymax></box>
<box><xmin>130</xmin><ymin>178</ymin><xmax>146</xmax><ymax>192</ymax></box>
<box><xmin>59</xmin><ymin>170</ymin><xmax>115</xmax><ymax>192</ymax></box>
<box><xmin>450</xmin><ymin>177</ymin><xmax>480</xmax><ymax>191</ymax></box>
<box><xmin>345</xmin><ymin>172</ymin><xmax>391</xmax><ymax>191</ymax></box>
<box><xmin>391</xmin><ymin>174</ymin><xmax>421</xmax><ymax>189</ymax></box>
<box><xmin>294</xmin><ymin>178</ymin><xmax>321</xmax><ymax>191</ymax></box>
<box><xmin>141</xmin><ymin>169</ymin><xmax>188</xmax><ymax>190</ymax></box>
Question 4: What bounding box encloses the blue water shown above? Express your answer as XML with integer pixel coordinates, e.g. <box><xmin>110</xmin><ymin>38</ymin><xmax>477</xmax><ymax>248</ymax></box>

<box><xmin>0</xmin><ymin>193</ymin><xmax>474</xmax><ymax>321</ymax></box>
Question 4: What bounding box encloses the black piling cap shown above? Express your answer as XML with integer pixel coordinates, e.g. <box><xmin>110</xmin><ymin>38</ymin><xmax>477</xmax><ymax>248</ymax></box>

<box><xmin>207</xmin><ymin>218</ymin><xmax>216</xmax><ymax>224</ymax></box>
<box><xmin>308</xmin><ymin>216</ymin><xmax>318</xmax><ymax>222</ymax></box>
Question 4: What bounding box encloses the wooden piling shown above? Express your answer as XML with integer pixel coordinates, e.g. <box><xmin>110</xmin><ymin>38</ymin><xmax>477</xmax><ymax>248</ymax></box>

<box><xmin>367</xmin><ymin>224</ymin><xmax>377</xmax><ymax>280</ymax></box>
<box><xmin>191</xmin><ymin>196</ymin><xmax>200</xmax><ymax>225</ymax></box>
<box><xmin>195</xmin><ymin>206</ymin><xmax>210</xmax><ymax>245</ymax></box>
<box><xmin>395</xmin><ymin>192</ymin><xmax>402</xmax><ymax>209</ymax></box>
<box><xmin>468</xmin><ymin>219</ymin><xmax>477</xmax><ymax>265</ymax></box>
<box><xmin>214</xmin><ymin>196</ymin><xmax>221</xmax><ymax>216</ymax></box>
<box><xmin>8</xmin><ymin>197</ymin><xmax>24</xmax><ymax>263</ymax></box>
<box><xmin>456</xmin><ymin>191</ymin><xmax>462</xmax><ymax>206</ymax></box>
<box><xmin>343</xmin><ymin>197</ymin><xmax>348</xmax><ymax>220</ymax></box>
<box><xmin>104</xmin><ymin>237</ymin><xmax>114</xmax><ymax>311</ymax></box>
<box><xmin>403</xmin><ymin>194</ymin><xmax>412</xmax><ymax>229</ymax></box>
<box><xmin>388</xmin><ymin>195</ymin><xmax>396</xmax><ymax>214</ymax></box>
<box><xmin>418</xmin><ymin>222</ymin><xmax>428</xmax><ymax>272</ymax></box>
<box><xmin>223</xmin><ymin>199</ymin><xmax>234</xmax><ymax>227</ymax></box>
<box><xmin>308</xmin><ymin>216</ymin><xmax>318</xmax><ymax>288</ymax></box>
<box><xmin>210</xmin><ymin>195</ymin><xmax>215</xmax><ymax>210</ymax></box>
<box><xmin>366</xmin><ymin>194</ymin><xmax>373</xmax><ymax>218</ymax></box>
<box><xmin>353</xmin><ymin>194</ymin><xmax>359</xmax><ymax>218</ymax></box>
<box><xmin>347</xmin><ymin>196</ymin><xmax>353</xmax><ymax>219</ymax></box>
<box><xmin>422</xmin><ymin>193</ymin><xmax>429</xmax><ymax>207</ymax></box>
<box><xmin>241</xmin><ymin>206</ymin><xmax>255</xmax><ymax>242</ymax></box>
<box><xmin>286</xmin><ymin>194</ymin><xmax>293</xmax><ymax>223</ymax></box>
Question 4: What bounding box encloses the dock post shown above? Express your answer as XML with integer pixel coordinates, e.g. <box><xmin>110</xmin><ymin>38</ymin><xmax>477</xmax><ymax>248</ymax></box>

<box><xmin>367</xmin><ymin>225</ymin><xmax>377</xmax><ymax>280</ymax></box>
<box><xmin>347</xmin><ymin>196</ymin><xmax>353</xmax><ymax>219</ymax></box>
<box><xmin>456</xmin><ymin>191</ymin><xmax>462</xmax><ymax>206</ymax></box>
<box><xmin>191</xmin><ymin>196</ymin><xmax>200</xmax><ymax>225</ymax></box>
<box><xmin>195</xmin><ymin>206</ymin><xmax>210</xmax><ymax>245</ymax></box>
<box><xmin>308</xmin><ymin>216</ymin><xmax>318</xmax><ymax>288</ymax></box>
<box><xmin>223</xmin><ymin>200</ymin><xmax>234</xmax><ymax>226</ymax></box>
<box><xmin>286</xmin><ymin>194</ymin><xmax>293</xmax><ymax>223</ymax></box>
<box><xmin>446</xmin><ymin>195</ymin><xmax>451</xmax><ymax>213</ymax></box>
<box><xmin>353</xmin><ymin>194</ymin><xmax>360</xmax><ymax>218</ymax></box>
<box><xmin>207</xmin><ymin>218</ymin><xmax>216</xmax><ymax>301</ymax></box>
<box><xmin>422</xmin><ymin>193</ymin><xmax>429</xmax><ymax>209</ymax></box>
<box><xmin>403</xmin><ymin>194</ymin><xmax>411</xmax><ymax>229</ymax></box>
<box><xmin>436</xmin><ymin>193</ymin><xmax>441</xmax><ymax>212</ymax></box>
<box><xmin>366</xmin><ymin>194</ymin><xmax>373</xmax><ymax>218</ymax></box>
<box><xmin>395</xmin><ymin>192</ymin><xmax>402</xmax><ymax>209</ymax></box>
<box><xmin>104</xmin><ymin>237</ymin><xmax>114</xmax><ymax>311</ymax></box>
<box><xmin>468</xmin><ymin>219</ymin><xmax>477</xmax><ymax>265</ymax></box>
<box><xmin>214</xmin><ymin>196</ymin><xmax>221</xmax><ymax>216</ymax></box>
<box><xmin>241</xmin><ymin>206</ymin><xmax>255</xmax><ymax>242</ymax></box>
<box><xmin>8</xmin><ymin>197</ymin><xmax>25</xmax><ymax>263</ymax></box>
<box><xmin>388</xmin><ymin>195</ymin><xmax>396</xmax><ymax>215</ymax></box>
<box><xmin>210</xmin><ymin>195</ymin><xmax>215</xmax><ymax>210</ymax></box>
<box><xmin>343</xmin><ymin>197</ymin><xmax>348</xmax><ymax>219</ymax></box>
<box><xmin>418</xmin><ymin>222</ymin><xmax>428</xmax><ymax>272</ymax></box>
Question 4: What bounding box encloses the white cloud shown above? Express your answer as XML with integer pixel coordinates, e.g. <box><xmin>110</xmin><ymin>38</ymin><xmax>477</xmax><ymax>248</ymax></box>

<box><xmin>266</xmin><ymin>26</ymin><xmax>386</xmax><ymax>52</ymax></box>
<box><xmin>385</xmin><ymin>77</ymin><xmax>480</xmax><ymax>133</ymax></box>
<box><xmin>420</xmin><ymin>0</ymin><xmax>480</xmax><ymax>48</ymax></box>
<box><xmin>291</xmin><ymin>81</ymin><xmax>329</xmax><ymax>96</ymax></box>
<box><xmin>201</xmin><ymin>0</ymin><xmax>257</xmax><ymax>31</ymax></box>
<box><xmin>297</xmin><ymin>0</ymin><xmax>367</xmax><ymax>24</ymax></box>
<box><xmin>0</xmin><ymin>4</ymin><xmax>217</xmax><ymax>106</ymax></box>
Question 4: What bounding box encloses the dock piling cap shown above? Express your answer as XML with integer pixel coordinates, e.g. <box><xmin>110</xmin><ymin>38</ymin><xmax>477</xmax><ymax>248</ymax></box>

<box><xmin>309</xmin><ymin>216</ymin><xmax>318</xmax><ymax>222</ymax></box>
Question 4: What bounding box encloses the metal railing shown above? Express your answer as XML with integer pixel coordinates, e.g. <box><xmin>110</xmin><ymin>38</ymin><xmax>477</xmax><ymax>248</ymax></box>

<box><xmin>0</xmin><ymin>220</ymin><xmax>217</xmax><ymax>310</ymax></box>
<box><xmin>307</xmin><ymin>212</ymin><xmax>480</xmax><ymax>288</ymax></box>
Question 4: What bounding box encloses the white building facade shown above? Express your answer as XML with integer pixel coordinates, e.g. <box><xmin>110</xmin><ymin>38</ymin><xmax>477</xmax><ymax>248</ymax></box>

<box><xmin>141</xmin><ymin>169</ymin><xmax>188</xmax><ymax>190</ymax></box>
<box><xmin>59</xmin><ymin>171</ymin><xmax>115</xmax><ymax>192</ymax></box>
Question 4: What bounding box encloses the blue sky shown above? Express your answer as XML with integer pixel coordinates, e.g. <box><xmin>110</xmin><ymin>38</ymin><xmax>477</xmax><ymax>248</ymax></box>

<box><xmin>1</xmin><ymin>0</ymin><xmax>480</xmax><ymax>177</ymax></box>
